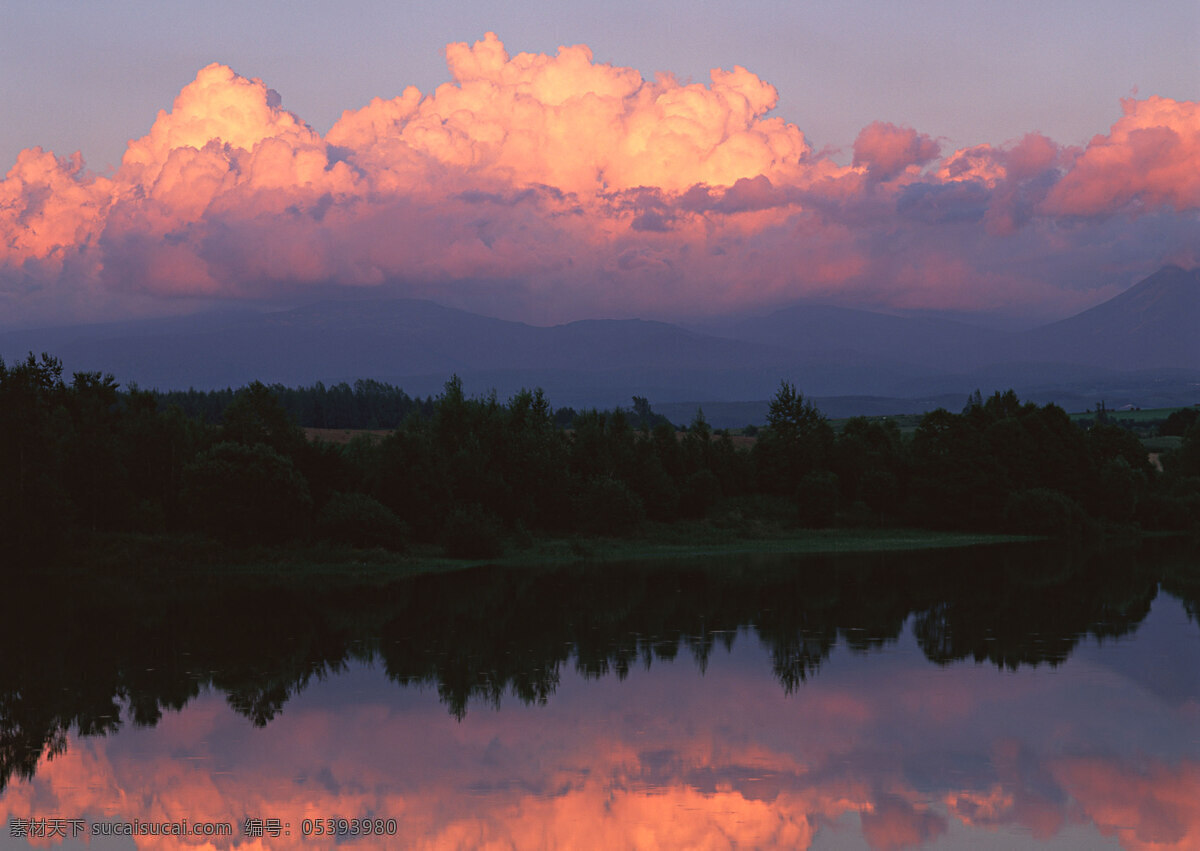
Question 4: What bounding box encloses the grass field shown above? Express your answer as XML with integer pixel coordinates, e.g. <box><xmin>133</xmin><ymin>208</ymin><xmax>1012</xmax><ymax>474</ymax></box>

<box><xmin>1143</xmin><ymin>435</ymin><xmax>1184</xmax><ymax>452</ymax></box>
<box><xmin>304</xmin><ymin>427</ymin><xmax>391</xmax><ymax>444</ymax></box>
<box><xmin>1069</xmin><ymin>405</ymin><xmax>1198</xmax><ymax>426</ymax></box>
<box><xmin>74</xmin><ymin>526</ymin><xmax>1037</xmax><ymax>583</ymax></box>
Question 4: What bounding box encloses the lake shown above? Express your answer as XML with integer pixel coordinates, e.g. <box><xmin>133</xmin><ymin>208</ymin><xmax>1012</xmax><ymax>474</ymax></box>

<box><xmin>1</xmin><ymin>540</ymin><xmax>1198</xmax><ymax>849</ymax></box>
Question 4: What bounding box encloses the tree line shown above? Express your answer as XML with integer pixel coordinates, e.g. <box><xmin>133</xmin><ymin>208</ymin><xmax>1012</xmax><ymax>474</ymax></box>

<box><xmin>1</xmin><ymin>352</ymin><xmax>1198</xmax><ymax>560</ymax></box>
<box><xmin>146</xmin><ymin>380</ymin><xmax>625</xmax><ymax>432</ymax></box>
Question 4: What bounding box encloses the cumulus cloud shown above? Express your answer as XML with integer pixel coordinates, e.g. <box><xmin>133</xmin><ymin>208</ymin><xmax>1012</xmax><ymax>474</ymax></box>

<box><xmin>853</xmin><ymin>122</ymin><xmax>940</xmax><ymax>183</ymax></box>
<box><xmin>325</xmin><ymin>32</ymin><xmax>812</xmax><ymax>198</ymax></box>
<box><xmin>0</xmin><ymin>34</ymin><xmax>1198</xmax><ymax>325</ymax></box>
<box><xmin>1043</xmin><ymin>96</ymin><xmax>1200</xmax><ymax>216</ymax></box>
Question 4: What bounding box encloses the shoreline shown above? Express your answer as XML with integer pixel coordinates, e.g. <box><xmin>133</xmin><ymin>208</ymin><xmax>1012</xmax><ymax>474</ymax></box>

<box><xmin>57</xmin><ymin>527</ymin><xmax>1044</xmax><ymax>583</ymax></box>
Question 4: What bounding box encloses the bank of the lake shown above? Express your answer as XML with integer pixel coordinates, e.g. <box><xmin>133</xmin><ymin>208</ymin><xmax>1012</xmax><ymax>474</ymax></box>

<box><xmin>62</xmin><ymin>525</ymin><xmax>1044</xmax><ymax>584</ymax></box>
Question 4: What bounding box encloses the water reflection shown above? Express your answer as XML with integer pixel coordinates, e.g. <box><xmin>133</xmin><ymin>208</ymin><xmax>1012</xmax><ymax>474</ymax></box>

<box><xmin>1</xmin><ymin>540</ymin><xmax>1198</xmax><ymax>848</ymax></box>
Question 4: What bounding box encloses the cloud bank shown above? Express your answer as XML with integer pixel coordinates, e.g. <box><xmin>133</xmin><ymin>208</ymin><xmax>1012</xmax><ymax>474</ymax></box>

<box><xmin>2</xmin><ymin>34</ymin><xmax>1198</xmax><ymax>325</ymax></box>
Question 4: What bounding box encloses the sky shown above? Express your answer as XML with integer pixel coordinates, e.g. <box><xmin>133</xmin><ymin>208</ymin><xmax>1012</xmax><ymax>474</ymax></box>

<box><xmin>1</xmin><ymin>0</ymin><xmax>1197</xmax><ymax>328</ymax></box>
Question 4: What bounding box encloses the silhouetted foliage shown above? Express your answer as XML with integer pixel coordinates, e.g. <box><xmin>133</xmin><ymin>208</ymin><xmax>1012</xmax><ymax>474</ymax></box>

<box><xmin>220</xmin><ymin>381</ymin><xmax>307</xmax><ymax>457</ymax></box>
<box><xmin>2</xmin><ymin>351</ymin><xmax>1197</xmax><ymax>556</ymax></box>
<box><xmin>153</xmin><ymin>379</ymin><xmax>428</xmax><ymax>429</ymax></box>
<box><xmin>316</xmin><ymin>491</ymin><xmax>408</xmax><ymax>550</ymax></box>
<box><xmin>754</xmin><ymin>381</ymin><xmax>834</xmax><ymax>495</ymax></box>
<box><xmin>574</xmin><ymin>475</ymin><xmax>646</xmax><ymax>535</ymax></box>
<box><xmin>1160</xmin><ymin>408</ymin><xmax>1200</xmax><ymax>437</ymax></box>
<box><xmin>680</xmin><ymin>469</ymin><xmax>721</xmax><ymax>518</ymax></box>
<box><xmin>0</xmin><ymin>354</ymin><xmax>70</xmax><ymax>554</ymax></box>
<box><xmin>629</xmin><ymin>395</ymin><xmax>674</xmax><ymax>432</ymax></box>
<box><xmin>440</xmin><ymin>504</ymin><xmax>504</xmax><ymax>559</ymax></box>
<box><xmin>1004</xmin><ymin>488</ymin><xmax>1093</xmax><ymax>539</ymax></box>
<box><xmin>796</xmin><ymin>471</ymin><xmax>839</xmax><ymax>528</ymax></box>
<box><xmin>1166</xmin><ymin>422</ymin><xmax>1200</xmax><ymax>479</ymax></box>
<box><xmin>181</xmin><ymin>442</ymin><xmax>313</xmax><ymax>544</ymax></box>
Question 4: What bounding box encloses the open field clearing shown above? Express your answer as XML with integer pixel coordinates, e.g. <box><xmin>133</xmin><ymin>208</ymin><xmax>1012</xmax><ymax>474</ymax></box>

<box><xmin>304</xmin><ymin>427</ymin><xmax>392</xmax><ymax>444</ymax></box>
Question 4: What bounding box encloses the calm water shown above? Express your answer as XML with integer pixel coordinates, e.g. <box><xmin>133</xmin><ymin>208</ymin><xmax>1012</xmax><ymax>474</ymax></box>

<box><xmin>1</xmin><ymin>541</ymin><xmax>1198</xmax><ymax>849</ymax></box>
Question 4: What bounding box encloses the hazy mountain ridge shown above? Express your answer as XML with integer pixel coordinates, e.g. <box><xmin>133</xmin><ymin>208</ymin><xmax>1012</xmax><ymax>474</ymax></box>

<box><xmin>704</xmin><ymin>265</ymin><xmax>1200</xmax><ymax>374</ymax></box>
<box><xmin>1016</xmin><ymin>265</ymin><xmax>1200</xmax><ymax>370</ymax></box>
<box><xmin>696</xmin><ymin>303</ymin><xmax>1013</xmax><ymax>371</ymax></box>
<box><xmin>2</xmin><ymin>267</ymin><xmax>1197</xmax><ymax>420</ymax></box>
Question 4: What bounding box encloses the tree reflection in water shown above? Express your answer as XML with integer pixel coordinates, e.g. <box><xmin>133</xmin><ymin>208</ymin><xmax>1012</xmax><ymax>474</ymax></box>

<box><xmin>0</xmin><ymin>539</ymin><xmax>1193</xmax><ymax>790</ymax></box>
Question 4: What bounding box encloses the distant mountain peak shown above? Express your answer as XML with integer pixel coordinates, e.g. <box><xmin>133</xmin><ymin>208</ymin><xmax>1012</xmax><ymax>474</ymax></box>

<box><xmin>1022</xmin><ymin>266</ymin><xmax>1200</xmax><ymax>370</ymax></box>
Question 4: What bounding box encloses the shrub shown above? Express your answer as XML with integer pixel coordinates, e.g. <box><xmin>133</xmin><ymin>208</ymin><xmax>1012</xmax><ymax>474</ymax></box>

<box><xmin>574</xmin><ymin>475</ymin><xmax>645</xmax><ymax>535</ymax></box>
<box><xmin>181</xmin><ymin>442</ymin><xmax>312</xmax><ymax>544</ymax></box>
<box><xmin>1136</xmin><ymin>492</ymin><xmax>1198</xmax><ymax>532</ymax></box>
<box><xmin>844</xmin><ymin>499</ymin><xmax>876</xmax><ymax>528</ymax></box>
<box><xmin>796</xmin><ymin>471</ymin><xmax>839</xmax><ymax>528</ymax></box>
<box><xmin>859</xmin><ymin>469</ymin><xmax>899</xmax><ymax>518</ymax></box>
<box><xmin>679</xmin><ymin>469</ymin><xmax>721</xmax><ymax>519</ymax></box>
<box><xmin>440</xmin><ymin>504</ymin><xmax>504</xmax><ymax>559</ymax></box>
<box><xmin>1004</xmin><ymin>488</ymin><xmax>1091</xmax><ymax>539</ymax></box>
<box><xmin>1160</xmin><ymin>408</ymin><xmax>1200</xmax><ymax>437</ymax></box>
<box><xmin>316</xmin><ymin>491</ymin><xmax>408</xmax><ymax>550</ymax></box>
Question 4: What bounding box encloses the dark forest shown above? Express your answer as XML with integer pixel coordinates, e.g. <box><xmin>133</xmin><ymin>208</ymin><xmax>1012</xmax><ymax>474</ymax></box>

<box><xmin>2</xmin><ymin>353</ymin><xmax>1198</xmax><ymax>561</ymax></box>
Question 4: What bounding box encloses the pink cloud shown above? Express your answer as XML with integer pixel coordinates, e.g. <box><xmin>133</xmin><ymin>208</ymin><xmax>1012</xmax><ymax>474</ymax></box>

<box><xmin>1043</xmin><ymin>96</ymin><xmax>1200</xmax><ymax>216</ymax></box>
<box><xmin>0</xmin><ymin>35</ymin><xmax>1197</xmax><ymax>326</ymax></box>
<box><xmin>853</xmin><ymin>122</ymin><xmax>940</xmax><ymax>183</ymax></box>
<box><xmin>0</xmin><ymin>148</ymin><xmax>110</xmax><ymax>263</ymax></box>
<box><xmin>1004</xmin><ymin>133</ymin><xmax>1062</xmax><ymax>179</ymax></box>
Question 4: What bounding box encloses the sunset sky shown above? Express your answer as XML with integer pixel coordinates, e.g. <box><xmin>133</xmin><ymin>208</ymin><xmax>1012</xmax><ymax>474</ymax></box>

<box><xmin>2</xmin><ymin>1</ymin><xmax>1197</xmax><ymax>328</ymax></box>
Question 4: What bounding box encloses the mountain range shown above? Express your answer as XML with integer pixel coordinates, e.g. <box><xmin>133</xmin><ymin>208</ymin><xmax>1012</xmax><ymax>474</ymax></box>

<box><xmin>2</xmin><ymin>266</ymin><xmax>1197</xmax><ymax>425</ymax></box>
